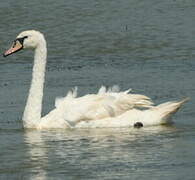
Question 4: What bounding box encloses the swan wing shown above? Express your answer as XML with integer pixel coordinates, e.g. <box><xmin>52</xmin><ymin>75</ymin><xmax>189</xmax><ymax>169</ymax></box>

<box><xmin>52</xmin><ymin>87</ymin><xmax>153</xmax><ymax>126</ymax></box>
<box><xmin>82</xmin><ymin>92</ymin><xmax>153</xmax><ymax>120</ymax></box>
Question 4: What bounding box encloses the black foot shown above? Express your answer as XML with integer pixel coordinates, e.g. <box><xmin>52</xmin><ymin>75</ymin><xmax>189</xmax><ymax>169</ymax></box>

<box><xmin>134</xmin><ymin>122</ymin><xmax>143</xmax><ymax>128</ymax></box>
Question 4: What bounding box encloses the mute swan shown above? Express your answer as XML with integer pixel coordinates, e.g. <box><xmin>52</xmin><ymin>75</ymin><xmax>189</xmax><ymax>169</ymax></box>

<box><xmin>3</xmin><ymin>30</ymin><xmax>188</xmax><ymax>129</ymax></box>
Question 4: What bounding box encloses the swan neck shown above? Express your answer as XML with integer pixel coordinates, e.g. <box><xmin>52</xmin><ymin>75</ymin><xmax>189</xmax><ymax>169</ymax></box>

<box><xmin>22</xmin><ymin>38</ymin><xmax>47</xmax><ymax>128</ymax></box>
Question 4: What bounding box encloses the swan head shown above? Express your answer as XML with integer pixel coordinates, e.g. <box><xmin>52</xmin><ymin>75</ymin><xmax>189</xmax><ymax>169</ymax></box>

<box><xmin>3</xmin><ymin>30</ymin><xmax>45</xmax><ymax>57</ymax></box>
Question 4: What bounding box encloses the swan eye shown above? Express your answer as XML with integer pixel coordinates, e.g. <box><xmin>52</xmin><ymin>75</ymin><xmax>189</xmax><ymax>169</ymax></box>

<box><xmin>15</xmin><ymin>36</ymin><xmax>28</xmax><ymax>46</ymax></box>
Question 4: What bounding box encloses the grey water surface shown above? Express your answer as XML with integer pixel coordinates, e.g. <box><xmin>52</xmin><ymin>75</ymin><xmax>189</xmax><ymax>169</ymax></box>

<box><xmin>0</xmin><ymin>0</ymin><xmax>195</xmax><ymax>179</ymax></box>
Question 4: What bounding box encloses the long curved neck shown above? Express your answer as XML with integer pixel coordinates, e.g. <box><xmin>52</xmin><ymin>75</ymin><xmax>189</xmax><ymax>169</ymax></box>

<box><xmin>22</xmin><ymin>38</ymin><xmax>47</xmax><ymax>128</ymax></box>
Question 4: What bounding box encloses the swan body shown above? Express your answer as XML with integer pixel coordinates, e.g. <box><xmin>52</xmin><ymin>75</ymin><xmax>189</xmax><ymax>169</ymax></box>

<box><xmin>3</xmin><ymin>30</ymin><xmax>188</xmax><ymax>129</ymax></box>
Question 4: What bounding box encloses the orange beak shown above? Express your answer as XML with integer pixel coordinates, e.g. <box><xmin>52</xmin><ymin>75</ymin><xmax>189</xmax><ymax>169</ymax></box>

<box><xmin>3</xmin><ymin>40</ymin><xmax>23</xmax><ymax>57</ymax></box>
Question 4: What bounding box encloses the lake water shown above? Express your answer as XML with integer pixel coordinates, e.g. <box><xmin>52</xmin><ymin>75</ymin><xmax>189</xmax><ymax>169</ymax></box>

<box><xmin>0</xmin><ymin>0</ymin><xmax>195</xmax><ymax>179</ymax></box>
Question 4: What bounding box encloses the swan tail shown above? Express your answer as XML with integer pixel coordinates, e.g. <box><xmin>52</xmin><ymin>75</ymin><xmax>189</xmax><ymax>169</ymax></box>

<box><xmin>155</xmin><ymin>98</ymin><xmax>189</xmax><ymax>123</ymax></box>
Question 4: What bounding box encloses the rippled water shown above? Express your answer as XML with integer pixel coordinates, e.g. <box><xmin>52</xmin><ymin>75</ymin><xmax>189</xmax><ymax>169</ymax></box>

<box><xmin>0</xmin><ymin>0</ymin><xmax>195</xmax><ymax>179</ymax></box>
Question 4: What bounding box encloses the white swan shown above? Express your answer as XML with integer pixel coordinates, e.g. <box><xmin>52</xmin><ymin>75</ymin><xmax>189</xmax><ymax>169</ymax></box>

<box><xmin>3</xmin><ymin>30</ymin><xmax>188</xmax><ymax>129</ymax></box>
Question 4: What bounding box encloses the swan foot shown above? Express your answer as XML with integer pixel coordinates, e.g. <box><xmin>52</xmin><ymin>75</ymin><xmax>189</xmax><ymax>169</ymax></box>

<box><xmin>134</xmin><ymin>122</ymin><xmax>143</xmax><ymax>128</ymax></box>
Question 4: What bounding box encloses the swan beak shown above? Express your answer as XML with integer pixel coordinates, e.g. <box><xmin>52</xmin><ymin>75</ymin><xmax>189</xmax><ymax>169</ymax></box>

<box><xmin>3</xmin><ymin>40</ymin><xmax>23</xmax><ymax>57</ymax></box>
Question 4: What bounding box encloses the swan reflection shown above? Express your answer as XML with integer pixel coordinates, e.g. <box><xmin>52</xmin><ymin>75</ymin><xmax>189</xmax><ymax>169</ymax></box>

<box><xmin>24</xmin><ymin>125</ymin><xmax>178</xmax><ymax>179</ymax></box>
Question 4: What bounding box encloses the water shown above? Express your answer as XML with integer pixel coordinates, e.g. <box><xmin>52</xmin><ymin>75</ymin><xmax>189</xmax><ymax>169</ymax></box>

<box><xmin>0</xmin><ymin>0</ymin><xmax>195</xmax><ymax>179</ymax></box>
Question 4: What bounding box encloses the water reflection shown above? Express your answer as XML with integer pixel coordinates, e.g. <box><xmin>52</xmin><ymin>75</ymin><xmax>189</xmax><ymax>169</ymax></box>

<box><xmin>24</xmin><ymin>126</ymin><xmax>179</xmax><ymax>179</ymax></box>
<box><xmin>24</xmin><ymin>130</ymin><xmax>48</xmax><ymax>180</ymax></box>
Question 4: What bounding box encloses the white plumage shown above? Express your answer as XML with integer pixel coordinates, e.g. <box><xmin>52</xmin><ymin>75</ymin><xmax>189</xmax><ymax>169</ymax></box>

<box><xmin>3</xmin><ymin>30</ymin><xmax>188</xmax><ymax>129</ymax></box>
